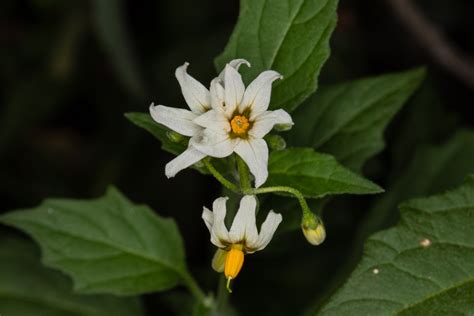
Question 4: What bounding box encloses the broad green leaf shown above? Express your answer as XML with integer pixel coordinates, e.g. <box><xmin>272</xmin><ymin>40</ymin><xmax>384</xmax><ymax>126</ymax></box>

<box><xmin>318</xmin><ymin>175</ymin><xmax>474</xmax><ymax>315</ymax></box>
<box><xmin>93</xmin><ymin>0</ymin><xmax>145</xmax><ymax>98</ymax></box>
<box><xmin>0</xmin><ymin>187</ymin><xmax>188</xmax><ymax>296</ymax></box>
<box><xmin>362</xmin><ymin>129</ymin><xmax>474</xmax><ymax>238</ymax></box>
<box><xmin>303</xmin><ymin>130</ymin><xmax>474</xmax><ymax>316</ymax></box>
<box><xmin>265</xmin><ymin>148</ymin><xmax>383</xmax><ymax>198</ymax></box>
<box><xmin>0</xmin><ymin>237</ymin><xmax>143</xmax><ymax>316</ymax></box>
<box><xmin>215</xmin><ymin>0</ymin><xmax>338</xmax><ymax>112</ymax></box>
<box><xmin>288</xmin><ymin>68</ymin><xmax>426</xmax><ymax>170</ymax></box>
<box><xmin>125</xmin><ymin>112</ymin><xmax>187</xmax><ymax>155</ymax></box>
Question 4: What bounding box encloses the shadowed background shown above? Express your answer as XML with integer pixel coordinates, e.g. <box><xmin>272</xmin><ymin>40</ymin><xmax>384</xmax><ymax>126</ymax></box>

<box><xmin>0</xmin><ymin>0</ymin><xmax>473</xmax><ymax>315</ymax></box>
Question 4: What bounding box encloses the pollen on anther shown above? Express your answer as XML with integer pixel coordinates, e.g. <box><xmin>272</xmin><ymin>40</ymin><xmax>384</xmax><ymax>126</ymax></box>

<box><xmin>230</xmin><ymin>115</ymin><xmax>250</xmax><ymax>135</ymax></box>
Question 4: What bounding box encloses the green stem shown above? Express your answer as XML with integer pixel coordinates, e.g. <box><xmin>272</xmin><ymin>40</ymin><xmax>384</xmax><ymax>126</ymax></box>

<box><xmin>249</xmin><ymin>186</ymin><xmax>312</xmax><ymax>217</ymax></box>
<box><xmin>203</xmin><ymin>158</ymin><xmax>240</xmax><ymax>193</ymax></box>
<box><xmin>216</xmin><ymin>275</ymin><xmax>229</xmax><ymax>310</ymax></box>
<box><xmin>181</xmin><ymin>271</ymin><xmax>207</xmax><ymax>303</ymax></box>
<box><xmin>236</xmin><ymin>155</ymin><xmax>251</xmax><ymax>190</ymax></box>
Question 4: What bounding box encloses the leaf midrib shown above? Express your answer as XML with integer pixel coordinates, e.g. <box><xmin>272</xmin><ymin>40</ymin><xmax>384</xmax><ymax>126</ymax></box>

<box><xmin>259</xmin><ymin>0</ymin><xmax>306</xmax><ymax>69</ymax></box>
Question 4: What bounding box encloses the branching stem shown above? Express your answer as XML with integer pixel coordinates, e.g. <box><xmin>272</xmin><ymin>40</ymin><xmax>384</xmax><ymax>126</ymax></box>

<box><xmin>247</xmin><ymin>186</ymin><xmax>312</xmax><ymax>216</ymax></box>
<box><xmin>203</xmin><ymin>158</ymin><xmax>240</xmax><ymax>193</ymax></box>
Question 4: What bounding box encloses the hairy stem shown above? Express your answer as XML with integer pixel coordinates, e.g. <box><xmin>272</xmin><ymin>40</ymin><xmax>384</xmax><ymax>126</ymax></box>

<box><xmin>216</xmin><ymin>275</ymin><xmax>229</xmax><ymax>310</ymax></box>
<box><xmin>203</xmin><ymin>158</ymin><xmax>240</xmax><ymax>193</ymax></box>
<box><xmin>248</xmin><ymin>186</ymin><xmax>312</xmax><ymax>216</ymax></box>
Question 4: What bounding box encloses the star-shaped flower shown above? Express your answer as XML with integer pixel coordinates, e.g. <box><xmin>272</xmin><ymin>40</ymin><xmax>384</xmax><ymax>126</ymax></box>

<box><xmin>149</xmin><ymin>60</ymin><xmax>250</xmax><ymax>178</ymax></box>
<box><xmin>202</xmin><ymin>195</ymin><xmax>282</xmax><ymax>292</ymax></box>
<box><xmin>191</xmin><ymin>61</ymin><xmax>293</xmax><ymax>187</ymax></box>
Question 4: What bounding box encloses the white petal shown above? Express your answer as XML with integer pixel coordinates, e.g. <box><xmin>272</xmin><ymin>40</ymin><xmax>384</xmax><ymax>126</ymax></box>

<box><xmin>247</xmin><ymin>210</ymin><xmax>282</xmax><ymax>252</ymax></box>
<box><xmin>193</xmin><ymin>109</ymin><xmax>230</xmax><ymax>133</ymax></box>
<box><xmin>202</xmin><ymin>207</ymin><xmax>214</xmax><ymax>233</ymax></box>
<box><xmin>175</xmin><ymin>63</ymin><xmax>210</xmax><ymax>113</ymax></box>
<box><xmin>239</xmin><ymin>70</ymin><xmax>282</xmax><ymax>118</ymax></box>
<box><xmin>190</xmin><ymin>129</ymin><xmax>238</xmax><ymax>158</ymax></box>
<box><xmin>234</xmin><ymin>138</ymin><xmax>269</xmax><ymax>188</ymax></box>
<box><xmin>249</xmin><ymin>109</ymin><xmax>294</xmax><ymax>138</ymax></box>
<box><xmin>164</xmin><ymin>147</ymin><xmax>206</xmax><ymax>178</ymax></box>
<box><xmin>224</xmin><ymin>64</ymin><xmax>245</xmax><ymax>114</ymax></box>
<box><xmin>149</xmin><ymin>104</ymin><xmax>201</xmax><ymax>137</ymax></box>
<box><xmin>210</xmin><ymin>197</ymin><xmax>230</xmax><ymax>247</ymax></box>
<box><xmin>229</xmin><ymin>195</ymin><xmax>259</xmax><ymax>244</ymax></box>
<box><xmin>210</xmin><ymin>78</ymin><xmax>225</xmax><ymax>111</ymax></box>
<box><xmin>217</xmin><ymin>59</ymin><xmax>251</xmax><ymax>82</ymax></box>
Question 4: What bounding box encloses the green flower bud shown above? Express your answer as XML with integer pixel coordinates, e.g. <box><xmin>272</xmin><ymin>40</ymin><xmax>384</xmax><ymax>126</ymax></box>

<box><xmin>166</xmin><ymin>130</ymin><xmax>185</xmax><ymax>143</ymax></box>
<box><xmin>211</xmin><ymin>248</ymin><xmax>227</xmax><ymax>272</ymax></box>
<box><xmin>301</xmin><ymin>212</ymin><xmax>326</xmax><ymax>245</ymax></box>
<box><xmin>264</xmin><ymin>134</ymin><xmax>287</xmax><ymax>151</ymax></box>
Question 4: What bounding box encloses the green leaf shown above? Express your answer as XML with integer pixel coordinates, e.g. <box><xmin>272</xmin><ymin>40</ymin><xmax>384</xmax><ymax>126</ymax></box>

<box><xmin>92</xmin><ymin>0</ymin><xmax>146</xmax><ymax>98</ymax></box>
<box><xmin>362</xmin><ymin>129</ymin><xmax>474</xmax><ymax>238</ymax></box>
<box><xmin>0</xmin><ymin>187</ymin><xmax>188</xmax><ymax>296</ymax></box>
<box><xmin>265</xmin><ymin>148</ymin><xmax>383</xmax><ymax>198</ymax></box>
<box><xmin>288</xmin><ymin>68</ymin><xmax>426</xmax><ymax>171</ymax></box>
<box><xmin>125</xmin><ymin>112</ymin><xmax>187</xmax><ymax>155</ymax></box>
<box><xmin>318</xmin><ymin>175</ymin><xmax>474</xmax><ymax>315</ymax></box>
<box><xmin>215</xmin><ymin>0</ymin><xmax>338</xmax><ymax>113</ymax></box>
<box><xmin>0</xmin><ymin>237</ymin><xmax>143</xmax><ymax>316</ymax></box>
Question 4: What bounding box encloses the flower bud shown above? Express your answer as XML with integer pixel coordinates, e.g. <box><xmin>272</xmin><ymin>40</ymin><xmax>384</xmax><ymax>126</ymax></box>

<box><xmin>264</xmin><ymin>134</ymin><xmax>287</xmax><ymax>151</ymax></box>
<box><xmin>301</xmin><ymin>212</ymin><xmax>326</xmax><ymax>245</ymax></box>
<box><xmin>274</xmin><ymin>123</ymin><xmax>293</xmax><ymax>132</ymax></box>
<box><xmin>166</xmin><ymin>130</ymin><xmax>185</xmax><ymax>143</ymax></box>
<box><xmin>211</xmin><ymin>248</ymin><xmax>227</xmax><ymax>272</ymax></box>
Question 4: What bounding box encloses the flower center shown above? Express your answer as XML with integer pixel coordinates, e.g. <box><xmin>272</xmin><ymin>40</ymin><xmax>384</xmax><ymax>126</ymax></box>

<box><xmin>224</xmin><ymin>244</ymin><xmax>244</xmax><ymax>293</ymax></box>
<box><xmin>230</xmin><ymin>115</ymin><xmax>250</xmax><ymax>135</ymax></box>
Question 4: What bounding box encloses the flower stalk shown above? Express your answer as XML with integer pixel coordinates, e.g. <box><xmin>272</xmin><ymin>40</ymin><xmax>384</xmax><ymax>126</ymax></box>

<box><xmin>181</xmin><ymin>271</ymin><xmax>207</xmax><ymax>303</ymax></box>
<box><xmin>203</xmin><ymin>158</ymin><xmax>240</xmax><ymax>192</ymax></box>
<box><xmin>250</xmin><ymin>186</ymin><xmax>312</xmax><ymax>217</ymax></box>
<box><xmin>204</xmin><ymin>157</ymin><xmax>314</xmax><ymax>221</ymax></box>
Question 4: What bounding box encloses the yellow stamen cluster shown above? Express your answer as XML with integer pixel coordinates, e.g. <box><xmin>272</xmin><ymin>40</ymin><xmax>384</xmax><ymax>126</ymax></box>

<box><xmin>230</xmin><ymin>115</ymin><xmax>250</xmax><ymax>135</ymax></box>
<box><xmin>224</xmin><ymin>245</ymin><xmax>245</xmax><ymax>293</ymax></box>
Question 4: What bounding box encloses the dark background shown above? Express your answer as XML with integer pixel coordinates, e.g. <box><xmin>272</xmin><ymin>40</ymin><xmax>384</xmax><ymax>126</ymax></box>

<box><xmin>1</xmin><ymin>0</ymin><xmax>473</xmax><ymax>315</ymax></box>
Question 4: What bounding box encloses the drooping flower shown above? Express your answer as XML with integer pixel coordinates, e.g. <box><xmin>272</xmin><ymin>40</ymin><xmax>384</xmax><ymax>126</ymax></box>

<box><xmin>202</xmin><ymin>195</ymin><xmax>282</xmax><ymax>292</ymax></box>
<box><xmin>191</xmin><ymin>60</ymin><xmax>293</xmax><ymax>187</ymax></box>
<box><xmin>149</xmin><ymin>60</ymin><xmax>249</xmax><ymax>178</ymax></box>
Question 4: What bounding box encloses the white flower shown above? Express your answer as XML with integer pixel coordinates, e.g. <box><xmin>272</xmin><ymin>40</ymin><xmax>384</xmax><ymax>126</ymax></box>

<box><xmin>191</xmin><ymin>60</ymin><xmax>293</xmax><ymax>187</ymax></box>
<box><xmin>202</xmin><ymin>195</ymin><xmax>282</xmax><ymax>291</ymax></box>
<box><xmin>149</xmin><ymin>60</ymin><xmax>250</xmax><ymax>178</ymax></box>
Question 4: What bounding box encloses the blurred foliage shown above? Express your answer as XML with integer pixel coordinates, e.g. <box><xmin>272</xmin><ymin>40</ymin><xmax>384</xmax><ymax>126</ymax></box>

<box><xmin>0</xmin><ymin>237</ymin><xmax>143</xmax><ymax>316</ymax></box>
<box><xmin>0</xmin><ymin>0</ymin><xmax>473</xmax><ymax>315</ymax></box>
